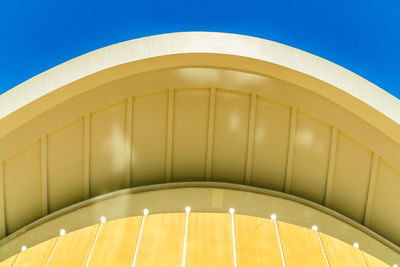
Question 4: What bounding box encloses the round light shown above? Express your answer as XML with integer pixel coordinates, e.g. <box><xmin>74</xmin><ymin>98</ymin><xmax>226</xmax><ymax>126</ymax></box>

<box><xmin>353</xmin><ymin>242</ymin><xmax>359</xmax><ymax>248</ymax></box>
<box><xmin>59</xmin><ymin>229</ymin><xmax>66</xmax><ymax>236</ymax></box>
<box><xmin>185</xmin><ymin>206</ymin><xmax>191</xmax><ymax>212</ymax></box>
<box><xmin>100</xmin><ymin>216</ymin><xmax>107</xmax><ymax>223</ymax></box>
<box><xmin>21</xmin><ymin>245</ymin><xmax>27</xmax><ymax>252</ymax></box>
<box><xmin>143</xmin><ymin>209</ymin><xmax>149</xmax><ymax>215</ymax></box>
<box><xmin>312</xmin><ymin>225</ymin><xmax>318</xmax><ymax>231</ymax></box>
<box><xmin>393</xmin><ymin>264</ymin><xmax>398</xmax><ymax>267</ymax></box>
<box><xmin>229</xmin><ymin>208</ymin><xmax>235</xmax><ymax>214</ymax></box>
<box><xmin>270</xmin><ymin>214</ymin><xmax>277</xmax><ymax>220</ymax></box>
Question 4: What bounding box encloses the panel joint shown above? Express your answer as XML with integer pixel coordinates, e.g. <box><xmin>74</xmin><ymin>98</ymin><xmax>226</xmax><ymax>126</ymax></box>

<box><xmin>205</xmin><ymin>88</ymin><xmax>216</xmax><ymax>180</ymax></box>
<box><xmin>83</xmin><ymin>114</ymin><xmax>91</xmax><ymax>199</ymax></box>
<box><xmin>0</xmin><ymin>161</ymin><xmax>6</xmax><ymax>237</ymax></box>
<box><xmin>324</xmin><ymin>127</ymin><xmax>338</xmax><ymax>206</ymax></box>
<box><xmin>125</xmin><ymin>97</ymin><xmax>133</xmax><ymax>188</ymax></box>
<box><xmin>165</xmin><ymin>88</ymin><xmax>174</xmax><ymax>182</ymax></box>
<box><xmin>363</xmin><ymin>152</ymin><xmax>379</xmax><ymax>227</ymax></box>
<box><xmin>285</xmin><ymin>107</ymin><xmax>297</xmax><ymax>193</ymax></box>
<box><xmin>41</xmin><ymin>135</ymin><xmax>48</xmax><ymax>216</ymax></box>
<box><xmin>244</xmin><ymin>94</ymin><xmax>257</xmax><ymax>185</ymax></box>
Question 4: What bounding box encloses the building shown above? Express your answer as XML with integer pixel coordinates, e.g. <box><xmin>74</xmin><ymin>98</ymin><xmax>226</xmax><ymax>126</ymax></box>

<box><xmin>0</xmin><ymin>32</ymin><xmax>399</xmax><ymax>266</ymax></box>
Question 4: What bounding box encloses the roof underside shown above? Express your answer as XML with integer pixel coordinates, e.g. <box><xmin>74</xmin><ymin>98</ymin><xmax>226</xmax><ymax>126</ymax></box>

<box><xmin>0</xmin><ymin>32</ymin><xmax>399</xmax><ymax>254</ymax></box>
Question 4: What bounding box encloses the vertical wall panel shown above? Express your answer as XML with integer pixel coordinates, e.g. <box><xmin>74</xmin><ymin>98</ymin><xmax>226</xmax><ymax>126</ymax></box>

<box><xmin>172</xmin><ymin>89</ymin><xmax>209</xmax><ymax>181</ymax></box>
<box><xmin>278</xmin><ymin>221</ymin><xmax>327</xmax><ymax>266</ymax></box>
<box><xmin>291</xmin><ymin>112</ymin><xmax>331</xmax><ymax>204</ymax></box>
<box><xmin>362</xmin><ymin>251</ymin><xmax>390</xmax><ymax>267</ymax></box>
<box><xmin>320</xmin><ymin>232</ymin><xmax>366</xmax><ymax>266</ymax></box>
<box><xmin>212</xmin><ymin>90</ymin><xmax>250</xmax><ymax>183</ymax></box>
<box><xmin>330</xmin><ymin>133</ymin><xmax>372</xmax><ymax>223</ymax></box>
<box><xmin>251</xmin><ymin>97</ymin><xmax>291</xmax><ymax>191</ymax></box>
<box><xmin>235</xmin><ymin>215</ymin><xmax>282</xmax><ymax>266</ymax></box>
<box><xmin>47</xmin><ymin>225</ymin><xmax>98</xmax><ymax>267</ymax></box>
<box><xmin>47</xmin><ymin>119</ymin><xmax>84</xmax><ymax>212</ymax></box>
<box><xmin>87</xmin><ymin>216</ymin><xmax>142</xmax><ymax>266</ymax></box>
<box><xmin>4</xmin><ymin>142</ymin><xmax>42</xmax><ymax>233</ymax></box>
<box><xmin>135</xmin><ymin>213</ymin><xmax>186</xmax><ymax>266</ymax></box>
<box><xmin>131</xmin><ymin>92</ymin><xmax>168</xmax><ymax>185</ymax></box>
<box><xmin>186</xmin><ymin>213</ymin><xmax>234</xmax><ymax>267</ymax></box>
<box><xmin>14</xmin><ymin>238</ymin><xmax>57</xmax><ymax>266</ymax></box>
<box><xmin>0</xmin><ymin>254</ymin><xmax>17</xmax><ymax>267</ymax></box>
<box><xmin>90</xmin><ymin>101</ymin><xmax>127</xmax><ymax>197</ymax></box>
<box><xmin>369</xmin><ymin>160</ymin><xmax>400</xmax><ymax>243</ymax></box>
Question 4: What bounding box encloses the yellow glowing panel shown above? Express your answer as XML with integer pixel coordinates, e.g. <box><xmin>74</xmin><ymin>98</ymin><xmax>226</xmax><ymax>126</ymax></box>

<box><xmin>362</xmin><ymin>251</ymin><xmax>390</xmax><ymax>267</ymax></box>
<box><xmin>320</xmin><ymin>232</ymin><xmax>366</xmax><ymax>266</ymax></box>
<box><xmin>186</xmin><ymin>213</ymin><xmax>234</xmax><ymax>267</ymax></box>
<box><xmin>87</xmin><ymin>216</ymin><xmax>142</xmax><ymax>266</ymax></box>
<box><xmin>135</xmin><ymin>213</ymin><xmax>185</xmax><ymax>266</ymax></box>
<box><xmin>278</xmin><ymin>221</ymin><xmax>327</xmax><ymax>266</ymax></box>
<box><xmin>0</xmin><ymin>254</ymin><xmax>17</xmax><ymax>267</ymax></box>
<box><xmin>47</xmin><ymin>224</ymin><xmax>98</xmax><ymax>266</ymax></box>
<box><xmin>235</xmin><ymin>215</ymin><xmax>283</xmax><ymax>266</ymax></box>
<box><xmin>13</xmin><ymin>238</ymin><xmax>57</xmax><ymax>266</ymax></box>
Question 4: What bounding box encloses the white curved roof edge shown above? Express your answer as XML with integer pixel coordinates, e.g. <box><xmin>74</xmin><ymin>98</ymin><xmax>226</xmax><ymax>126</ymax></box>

<box><xmin>1</xmin><ymin>31</ymin><xmax>399</xmax><ymax>125</ymax></box>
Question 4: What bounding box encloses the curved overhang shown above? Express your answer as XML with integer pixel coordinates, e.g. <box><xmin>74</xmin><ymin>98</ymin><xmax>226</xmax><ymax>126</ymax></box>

<box><xmin>0</xmin><ymin>32</ymin><xmax>399</xmax><ymax>143</ymax></box>
<box><xmin>0</xmin><ymin>32</ymin><xmax>400</xmax><ymax>265</ymax></box>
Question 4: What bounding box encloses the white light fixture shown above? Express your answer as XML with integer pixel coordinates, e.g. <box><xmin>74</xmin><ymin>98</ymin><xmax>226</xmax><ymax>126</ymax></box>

<box><xmin>270</xmin><ymin>214</ymin><xmax>277</xmax><ymax>221</ymax></box>
<box><xmin>100</xmin><ymin>216</ymin><xmax>107</xmax><ymax>223</ymax></box>
<box><xmin>353</xmin><ymin>242</ymin><xmax>359</xmax><ymax>248</ymax></box>
<box><xmin>312</xmin><ymin>225</ymin><xmax>318</xmax><ymax>231</ymax></box>
<box><xmin>143</xmin><ymin>209</ymin><xmax>149</xmax><ymax>215</ymax></box>
<box><xmin>59</xmin><ymin>229</ymin><xmax>66</xmax><ymax>236</ymax></box>
<box><xmin>185</xmin><ymin>206</ymin><xmax>191</xmax><ymax>212</ymax></box>
<box><xmin>21</xmin><ymin>245</ymin><xmax>27</xmax><ymax>252</ymax></box>
<box><xmin>229</xmin><ymin>208</ymin><xmax>235</xmax><ymax>214</ymax></box>
<box><xmin>393</xmin><ymin>264</ymin><xmax>398</xmax><ymax>267</ymax></box>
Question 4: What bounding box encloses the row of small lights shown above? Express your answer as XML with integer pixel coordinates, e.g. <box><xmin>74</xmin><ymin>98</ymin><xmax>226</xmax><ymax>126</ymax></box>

<box><xmin>19</xmin><ymin>208</ymin><xmax>398</xmax><ymax>267</ymax></box>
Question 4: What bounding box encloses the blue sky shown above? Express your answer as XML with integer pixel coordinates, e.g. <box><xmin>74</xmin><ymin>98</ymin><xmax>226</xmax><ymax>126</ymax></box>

<box><xmin>0</xmin><ymin>0</ymin><xmax>399</xmax><ymax>98</ymax></box>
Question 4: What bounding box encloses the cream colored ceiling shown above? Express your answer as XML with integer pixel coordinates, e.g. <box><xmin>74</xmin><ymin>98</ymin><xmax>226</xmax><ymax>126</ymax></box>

<box><xmin>0</xmin><ymin>33</ymin><xmax>400</xmax><ymax>260</ymax></box>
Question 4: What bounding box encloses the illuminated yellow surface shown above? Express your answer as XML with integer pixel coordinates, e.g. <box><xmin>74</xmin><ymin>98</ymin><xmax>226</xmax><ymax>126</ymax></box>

<box><xmin>1</xmin><ymin>213</ymin><xmax>390</xmax><ymax>266</ymax></box>
<box><xmin>278</xmin><ymin>221</ymin><xmax>327</xmax><ymax>266</ymax></box>
<box><xmin>135</xmin><ymin>213</ymin><xmax>185</xmax><ymax>266</ymax></box>
<box><xmin>186</xmin><ymin>213</ymin><xmax>234</xmax><ymax>267</ymax></box>
<box><xmin>46</xmin><ymin>224</ymin><xmax>98</xmax><ymax>266</ymax></box>
<box><xmin>87</xmin><ymin>216</ymin><xmax>142</xmax><ymax>266</ymax></box>
<box><xmin>235</xmin><ymin>215</ymin><xmax>282</xmax><ymax>266</ymax></box>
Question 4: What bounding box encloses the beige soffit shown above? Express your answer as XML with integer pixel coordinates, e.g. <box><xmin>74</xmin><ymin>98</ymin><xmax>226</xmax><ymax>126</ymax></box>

<box><xmin>0</xmin><ymin>32</ymin><xmax>399</xmax><ymax>142</ymax></box>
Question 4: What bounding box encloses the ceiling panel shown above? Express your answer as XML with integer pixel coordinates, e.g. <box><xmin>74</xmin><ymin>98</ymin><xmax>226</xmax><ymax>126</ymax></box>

<box><xmin>212</xmin><ymin>90</ymin><xmax>250</xmax><ymax>183</ymax></box>
<box><xmin>172</xmin><ymin>88</ymin><xmax>209</xmax><ymax>181</ymax></box>
<box><xmin>329</xmin><ymin>133</ymin><xmax>372</xmax><ymax>223</ymax></box>
<box><xmin>251</xmin><ymin>97</ymin><xmax>291</xmax><ymax>191</ymax></box>
<box><xmin>131</xmin><ymin>92</ymin><xmax>168</xmax><ymax>186</ymax></box>
<box><xmin>4</xmin><ymin>142</ymin><xmax>42</xmax><ymax>234</ymax></box>
<box><xmin>47</xmin><ymin>119</ymin><xmax>84</xmax><ymax>212</ymax></box>
<box><xmin>291</xmin><ymin>112</ymin><xmax>331</xmax><ymax>204</ymax></box>
<box><xmin>90</xmin><ymin>101</ymin><xmax>127</xmax><ymax>197</ymax></box>
<box><xmin>370</xmin><ymin>160</ymin><xmax>400</xmax><ymax>244</ymax></box>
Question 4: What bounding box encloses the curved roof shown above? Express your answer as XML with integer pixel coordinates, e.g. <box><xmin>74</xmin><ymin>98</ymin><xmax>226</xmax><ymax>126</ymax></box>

<box><xmin>0</xmin><ymin>32</ymin><xmax>399</xmax><ymax>262</ymax></box>
<box><xmin>0</xmin><ymin>32</ymin><xmax>399</xmax><ymax>142</ymax></box>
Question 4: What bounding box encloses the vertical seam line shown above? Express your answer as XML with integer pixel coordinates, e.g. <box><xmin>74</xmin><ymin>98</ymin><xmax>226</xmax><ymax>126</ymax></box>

<box><xmin>45</xmin><ymin>236</ymin><xmax>60</xmax><ymax>267</ymax></box>
<box><xmin>85</xmin><ymin>223</ymin><xmax>103</xmax><ymax>267</ymax></box>
<box><xmin>182</xmin><ymin>210</ymin><xmax>190</xmax><ymax>267</ymax></box>
<box><xmin>132</xmin><ymin>214</ymin><xmax>146</xmax><ymax>267</ymax></box>
<box><xmin>273</xmin><ymin>220</ymin><xmax>286</xmax><ymax>267</ymax></box>
<box><xmin>316</xmin><ymin>231</ymin><xmax>330</xmax><ymax>267</ymax></box>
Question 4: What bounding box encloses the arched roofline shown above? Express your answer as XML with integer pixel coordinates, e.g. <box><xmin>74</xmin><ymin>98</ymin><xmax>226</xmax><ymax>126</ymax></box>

<box><xmin>1</xmin><ymin>32</ymin><xmax>399</xmax><ymax>142</ymax></box>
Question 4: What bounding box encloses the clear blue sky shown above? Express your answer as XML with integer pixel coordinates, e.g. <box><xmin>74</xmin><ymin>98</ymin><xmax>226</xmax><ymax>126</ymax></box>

<box><xmin>0</xmin><ymin>0</ymin><xmax>399</xmax><ymax>98</ymax></box>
